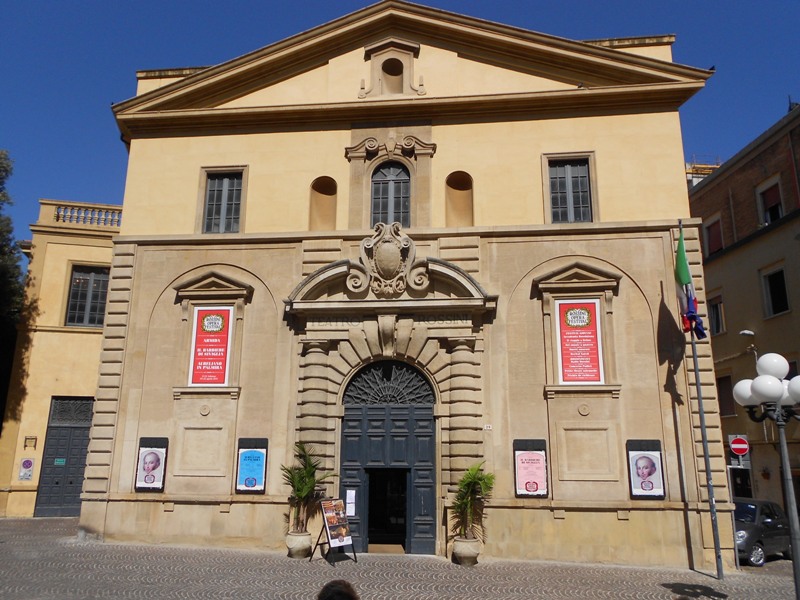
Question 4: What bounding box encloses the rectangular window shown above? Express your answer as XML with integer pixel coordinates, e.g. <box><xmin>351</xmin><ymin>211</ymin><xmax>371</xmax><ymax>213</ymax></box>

<box><xmin>762</xmin><ymin>268</ymin><xmax>790</xmax><ymax>316</ymax></box>
<box><xmin>65</xmin><ymin>266</ymin><xmax>109</xmax><ymax>327</ymax></box>
<box><xmin>549</xmin><ymin>159</ymin><xmax>592</xmax><ymax>223</ymax></box>
<box><xmin>708</xmin><ymin>296</ymin><xmax>725</xmax><ymax>335</ymax></box>
<box><xmin>716</xmin><ymin>376</ymin><xmax>735</xmax><ymax>417</ymax></box>
<box><xmin>759</xmin><ymin>182</ymin><xmax>783</xmax><ymax>225</ymax></box>
<box><xmin>704</xmin><ymin>219</ymin><xmax>723</xmax><ymax>255</ymax></box>
<box><xmin>204</xmin><ymin>172</ymin><xmax>242</xmax><ymax>233</ymax></box>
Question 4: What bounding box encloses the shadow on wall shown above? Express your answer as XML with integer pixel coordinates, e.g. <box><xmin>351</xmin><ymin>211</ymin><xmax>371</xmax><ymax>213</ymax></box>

<box><xmin>657</xmin><ymin>280</ymin><xmax>686</xmax><ymax>407</ymax></box>
<box><xmin>0</xmin><ymin>273</ymin><xmax>40</xmax><ymax>432</ymax></box>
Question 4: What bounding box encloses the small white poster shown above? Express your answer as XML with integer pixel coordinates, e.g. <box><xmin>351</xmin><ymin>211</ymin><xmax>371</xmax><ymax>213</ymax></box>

<box><xmin>18</xmin><ymin>458</ymin><xmax>34</xmax><ymax>481</ymax></box>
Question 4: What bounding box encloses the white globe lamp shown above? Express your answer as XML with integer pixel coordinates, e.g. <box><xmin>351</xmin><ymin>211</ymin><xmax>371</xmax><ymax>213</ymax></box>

<box><xmin>732</xmin><ymin>378</ymin><xmax>757</xmax><ymax>407</ymax></box>
<box><xmin>756</xmin><ymin>352</ymin><xmax>790</xmax><ymax>379</ymax></box>
<box><xmin>751</xmin><ymin>374</ymin><xmax>785</xmax><ymax>405</ymax></box>
<box><xmin>789</xmin><ymin>376</ymin><xmax>800</xmax><ymax>404</ymax></box>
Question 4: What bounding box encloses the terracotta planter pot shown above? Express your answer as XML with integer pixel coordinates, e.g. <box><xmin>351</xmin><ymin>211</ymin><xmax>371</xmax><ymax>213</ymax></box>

<box><xmin>286</xmin><ymin>531</ymin><xmax>312</xmax><ymax>558</ymax></box>
<box><xmin>452</xmin><ymin>537</ymin><xmax>481</xmax><ymax>566</ymax></box>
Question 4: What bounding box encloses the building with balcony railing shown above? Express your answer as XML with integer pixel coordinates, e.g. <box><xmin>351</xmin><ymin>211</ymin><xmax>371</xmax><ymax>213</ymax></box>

<box><xmin>0</xmin><ymin>199</ymin><xmax>120</xmax><ymax>518</ymax></box>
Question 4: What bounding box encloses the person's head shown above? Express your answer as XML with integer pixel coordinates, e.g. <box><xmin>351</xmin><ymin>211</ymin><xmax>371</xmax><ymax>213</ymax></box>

<box><xmin>317</xmin><ymin>580</ymin><xmax>359</xmax><ymax>600</ymax></box>
<box><xmin>143</xmin><ymin>451</ymin><xmax>161</xmax><ymax>474</ymax></box>
<box><xmin>635</xmin><ymin>455</ymin><xmax>656</xmax><ymax>479</ymax></box>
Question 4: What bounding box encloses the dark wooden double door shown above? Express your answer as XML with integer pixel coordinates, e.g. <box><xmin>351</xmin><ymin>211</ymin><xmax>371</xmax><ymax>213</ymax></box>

<box><xmin>34</xmin><ymin>425</ymin><xmax>90</xmax><ymax>516</ymax></box>
<box><xmin>34</xmin><ymin>397</ymin><xmax>93</xmax><ymax>517</ymax></box>
<box><xmin>340</xmin><ymin>404</ymin><xmax>436</xmax><ymax>554</ymax></box>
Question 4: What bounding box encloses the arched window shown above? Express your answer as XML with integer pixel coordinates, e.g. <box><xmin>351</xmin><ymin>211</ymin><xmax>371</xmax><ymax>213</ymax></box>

<box><xmin>371</xmin><ymin>161</ymin><xmax>410</xmax><ymax>227</ymax></box>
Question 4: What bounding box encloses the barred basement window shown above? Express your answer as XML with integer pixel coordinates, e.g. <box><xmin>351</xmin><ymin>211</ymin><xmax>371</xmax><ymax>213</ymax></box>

<box><xmin>65</xmin><ymin>266</ymin><xmax>109</xmax><ymax>327</ymax></box>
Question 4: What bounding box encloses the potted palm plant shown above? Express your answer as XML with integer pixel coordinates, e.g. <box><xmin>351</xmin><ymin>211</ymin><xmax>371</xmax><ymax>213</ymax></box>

<box><xmin>450</xmin><ymin>461</ymin><xmax>495</xmax><ymax>566</ymax></box>
<box><xmin>280</xmin><ymin>442</ymin><xmax>335</xmax><ymax>558</ymax></box>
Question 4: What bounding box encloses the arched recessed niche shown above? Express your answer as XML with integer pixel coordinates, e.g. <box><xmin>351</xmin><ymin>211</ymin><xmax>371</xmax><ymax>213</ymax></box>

<box><xmin>445</xmin><ymin>171</ymin><xmax>474</xmax><ymax>227</ymax></box>
<box><xmin>309</xmin><ymin>176</ymin><xmax>337</xmax><ymax>231</ymax></box>
<box><xmin>381</xmin><ymin>58</ymin><xmax>404</xmax><ymax>94</ymax></box>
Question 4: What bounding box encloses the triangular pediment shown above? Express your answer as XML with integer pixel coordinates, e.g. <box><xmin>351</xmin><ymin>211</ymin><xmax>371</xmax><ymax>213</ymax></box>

<box><xmin>534</xmin><ymin>261</ymin><xmax>622</xmax><ymax>294</ymax></box>
<box><xmin>174</xmin><ymin>272</ymin><xmax>254</xmax><ymax>303</ymax></box>
<box><xmin>114</xmin><ymin>0</ymin><xmax>711</xmax><ymax>140</ymax></box>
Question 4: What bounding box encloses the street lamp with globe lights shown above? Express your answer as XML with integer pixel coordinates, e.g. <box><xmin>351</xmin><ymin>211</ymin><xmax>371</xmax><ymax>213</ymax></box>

<box><xmin>734</xmin><ymin>353</ymin><xmax>800</xmax><ymax>598</ymax></box>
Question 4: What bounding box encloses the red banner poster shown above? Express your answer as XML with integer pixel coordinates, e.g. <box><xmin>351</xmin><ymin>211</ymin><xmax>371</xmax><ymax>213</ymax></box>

<box><xmin>556</xmin><ymin>299</ymin><xmax>604</xmax><ymax>384</ymax></box>
<box><xmin>190</xmin><ymin>307</ymin><xmax>233</xmax><ymax>385</ymax></box>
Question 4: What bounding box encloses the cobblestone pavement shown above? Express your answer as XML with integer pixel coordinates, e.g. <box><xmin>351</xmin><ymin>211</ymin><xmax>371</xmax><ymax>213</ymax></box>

<box><xmin>0</xmin><ymin>518</ymin><xmax>793</xmax><ymax>599</ymax></box>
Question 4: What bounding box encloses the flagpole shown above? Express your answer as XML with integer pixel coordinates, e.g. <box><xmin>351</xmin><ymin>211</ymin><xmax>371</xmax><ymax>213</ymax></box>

<box><xmin>689</xmin><ymin>327</ymin><xmax>724</xmax><ymax>580</ymax></box>
<box><xmin>679</xmin><ymin>220</ymin><xmax>723</xmax><ymax>580</ymax></box>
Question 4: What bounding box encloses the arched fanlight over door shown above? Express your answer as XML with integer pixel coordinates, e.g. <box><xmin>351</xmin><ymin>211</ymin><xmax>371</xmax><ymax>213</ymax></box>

<box><xmin>343</xmin><ymin>360</ymin><xmax>434</xmax><ymax>405</ymax></box>
<box><xmin>371</xmin><ymin>162</ymin><xmax>410</xmax><ymax>227</ymax></box>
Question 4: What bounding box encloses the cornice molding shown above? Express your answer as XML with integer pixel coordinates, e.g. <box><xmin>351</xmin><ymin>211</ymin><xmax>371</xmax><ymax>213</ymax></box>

<box><xmin>116</xmin><ymin>81</ymin><xmax>703</xmax><ymax>140</ymax></box>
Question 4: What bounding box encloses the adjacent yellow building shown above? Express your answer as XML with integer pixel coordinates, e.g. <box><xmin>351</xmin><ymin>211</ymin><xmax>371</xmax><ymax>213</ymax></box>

<box><xmin>1</xmin><ymin>1</ymin><xmax>733</xmax><ymax>569</ymax></box>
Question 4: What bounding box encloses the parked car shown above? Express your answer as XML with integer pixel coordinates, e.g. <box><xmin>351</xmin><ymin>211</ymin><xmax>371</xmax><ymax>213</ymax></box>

<box><xmin>734</xmin><ymin>498</ymin><xmax>792</xmax><ymax>566</ymax></box>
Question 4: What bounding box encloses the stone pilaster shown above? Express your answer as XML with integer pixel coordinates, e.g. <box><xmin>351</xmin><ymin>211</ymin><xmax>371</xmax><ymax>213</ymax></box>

<box><xmin>296</xmin><ymin>339</ymin><xmax>336</xmax><ymax>466</ymax></box>
<box><xmin>441</xmin><ymin>337</ymin><xmax>483</xmax><ymax>487</ymax></box>
<box><xmin>82</xmin><ymin>244</ymin><xmax>135</xmax><ymax>499</ymax></box>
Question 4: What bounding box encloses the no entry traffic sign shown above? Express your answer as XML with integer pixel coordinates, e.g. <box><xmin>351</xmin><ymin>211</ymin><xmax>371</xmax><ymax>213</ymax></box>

<box><xmin>730</xmin><ymin>436</ymin><xmax>750</xmax><ymax>456</ymax></box>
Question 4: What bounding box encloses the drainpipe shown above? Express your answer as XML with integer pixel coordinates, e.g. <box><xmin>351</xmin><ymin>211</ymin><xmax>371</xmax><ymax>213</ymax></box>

<box><xmin>789</xmin><ymin>125</ymin><xmax>800</xmax><ymax>209</ymax></box>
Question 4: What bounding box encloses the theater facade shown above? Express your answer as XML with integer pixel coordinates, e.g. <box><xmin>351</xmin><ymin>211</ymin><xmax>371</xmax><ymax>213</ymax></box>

<box><xmin>2</xmin><ymin>1</ymin><xmax>734</xmax><ymax>569</ymax></box>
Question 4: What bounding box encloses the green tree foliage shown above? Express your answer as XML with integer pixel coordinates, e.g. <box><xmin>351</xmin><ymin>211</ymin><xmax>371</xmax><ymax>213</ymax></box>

<box><xmin>280</xmin><ymin>442</ymin><xmax>336</xmax><ymax>533</ymax></box>
<box><xmin>450</xmin><ymin>462</ymin><xmax>495</xmax><ymax>541</ymax></box>
<box><xmin>0</xmin><ymin>149</ymin><xmax>25</xmax><ymax>415</ymax></box>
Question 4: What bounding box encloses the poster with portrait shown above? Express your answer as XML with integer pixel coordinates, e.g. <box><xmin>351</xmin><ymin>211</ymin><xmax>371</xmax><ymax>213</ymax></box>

<box><xmin>627</xmin><ymin>440</ymin><xmax>664</xmax><ymax>499</ymax></box>
<box><xmin>235</xmin><ymin>438</ymin><xmax>268</xmax><ymax>494</ymax></box>
<box><xmin>554</xmin><ymin>299</ymin><xmax>604</xmax><ymax>385</ymax></box>
<box><xmin>135</xmin><ymin>437</ymin><xmax>168</xmax><ymax>492</ymax></box>
<box><xmin>189</xmin><ymin>306</ymin><xmax>234</xmax><ymax>386</ymax></box>
<box><xmin>513</xmin><ymin>439</ymin><xmax>548</xmax><ymax>497</ymax></box>
<box><xmin>320</xmin><ymin>498</ymin><xmax>353</xmax><ymax>548</ymax></box>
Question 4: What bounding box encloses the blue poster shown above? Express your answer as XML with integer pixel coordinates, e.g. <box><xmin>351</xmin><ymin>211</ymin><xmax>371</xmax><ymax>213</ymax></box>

<box><xmin>236</xmin><ymin>448</ymin><xmax>266</xmax><ymax>492</ymax></box>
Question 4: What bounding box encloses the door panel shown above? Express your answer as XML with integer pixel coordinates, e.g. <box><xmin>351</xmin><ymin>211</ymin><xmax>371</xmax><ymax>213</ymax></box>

<box><xmin>34</xmin><ymin>426</ymin><xmax>90</xmax><ymax>517</ymax></box>
<box><xmin>407</xmin><ymin>407</ymin><xmax>436</xmax><ymax>554</ymax></box>
<box><xmin>340</xmin><ymin>404</ymin><xmax>435</xmax><ymax>554</ymax></box>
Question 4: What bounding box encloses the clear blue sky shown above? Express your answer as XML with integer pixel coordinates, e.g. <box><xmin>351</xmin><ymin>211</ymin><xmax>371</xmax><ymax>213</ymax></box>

<box><xmin>2</xmin><ymin>0</ymin><xmax>799</xmax><ymax>242</ymax></box>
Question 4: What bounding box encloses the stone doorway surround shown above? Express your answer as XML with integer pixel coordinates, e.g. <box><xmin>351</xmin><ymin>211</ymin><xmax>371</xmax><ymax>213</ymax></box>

<box><xmin>284</xmin><ymin>223</ymin><xmax>496</xmax><ymax>554</ymax></box>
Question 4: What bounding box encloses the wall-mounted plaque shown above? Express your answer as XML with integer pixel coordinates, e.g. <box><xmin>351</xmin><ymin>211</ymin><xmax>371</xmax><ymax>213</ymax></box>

<box><xmin>513</xmin><ymin>439</ymin><xmax>548</xmax><ymax>497</ymax></box>
<box><xmin>555</xmin><ymin>299</ymin><xmax>604</xmax><ymax>384</ymax></box>
<box><xmin>135</xmin><ymin>437</ymin><xmax>168</xmax><ymax>492</ymax></box>
<box><xmin>235</xmin><ymin>438</ymin><xmax>268</xmax><ymax>494</ymax></box>
<box><xmin>189</xmin><ymin>306</ymin><xmax>234</xmax><ymax>386</ymax></box>
<box><xmin>626</xmin><ymin>440</ymin><xmax>665</xmax><ymax>499</ymax></box>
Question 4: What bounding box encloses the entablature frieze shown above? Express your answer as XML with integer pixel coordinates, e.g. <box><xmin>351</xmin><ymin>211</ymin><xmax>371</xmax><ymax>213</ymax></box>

<box><xmin>544</xmin><ymin>384</ymin><xmax>622</xmax><ymax>401</ymax></box>
<box><xmin>172</xmin><ymin>387</ymin><xmax>241</xmax><ymax>402</ymax></box>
